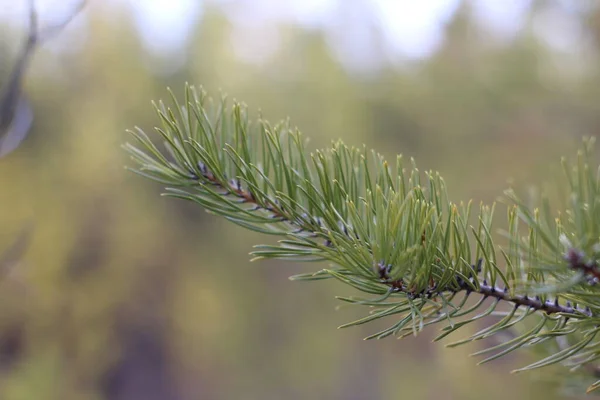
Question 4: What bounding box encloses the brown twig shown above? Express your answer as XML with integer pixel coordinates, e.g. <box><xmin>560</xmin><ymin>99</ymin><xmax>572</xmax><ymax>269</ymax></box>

<box><xmin>565</xmin><ymin>247</ymin><xmax>600</xmax><ymax>283</ymax></box>
<box><xmin>376</xmin><ymin>260</ymin><xmax>593</xmax><ymax>317</ymax></box>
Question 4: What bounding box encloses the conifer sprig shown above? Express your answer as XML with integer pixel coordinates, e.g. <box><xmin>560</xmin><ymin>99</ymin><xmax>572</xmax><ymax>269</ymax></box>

<box><xmin>124</xmin><ymin>85</ymin><xmax>600</xmax><ymax>390</ymax></box>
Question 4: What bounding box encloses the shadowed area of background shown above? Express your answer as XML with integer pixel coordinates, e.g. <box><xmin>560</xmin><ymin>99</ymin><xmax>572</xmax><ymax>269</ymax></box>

<box><xmin>0</xmin><ymin>0</ymin><xmax>597</xmax><ymax>399</ymax></box>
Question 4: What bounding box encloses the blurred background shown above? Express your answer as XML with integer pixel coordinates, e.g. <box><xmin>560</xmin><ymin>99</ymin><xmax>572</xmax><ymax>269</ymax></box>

<box><xmin>0</xmin><ymin>0</ymin><xmax>597</xmax><ymax>399</ymax></box>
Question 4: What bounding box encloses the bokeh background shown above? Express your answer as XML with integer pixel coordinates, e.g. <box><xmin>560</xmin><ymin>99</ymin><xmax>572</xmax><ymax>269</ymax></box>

<box><xmin>0</xmin><ymin>0</ymin><xmax>598</xmax><ymax>399</ymax></box>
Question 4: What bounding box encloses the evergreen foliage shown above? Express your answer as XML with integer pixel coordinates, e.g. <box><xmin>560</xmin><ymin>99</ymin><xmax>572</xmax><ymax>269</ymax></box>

<box><xmin>125</xmin><ymin>85</ymin><xmax>600</xmax><ymax>392</ymax></box>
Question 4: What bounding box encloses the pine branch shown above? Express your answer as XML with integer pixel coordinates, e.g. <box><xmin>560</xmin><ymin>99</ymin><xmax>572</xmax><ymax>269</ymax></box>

<box><xmin>124</xmin><ymin>85</ymin><xmax>600</xmax><ymax>392</ymax></box>
<box><xmin>168</xmin><ymin>152</ymin><xmax>591</xmax><ymax>317</ymax></box>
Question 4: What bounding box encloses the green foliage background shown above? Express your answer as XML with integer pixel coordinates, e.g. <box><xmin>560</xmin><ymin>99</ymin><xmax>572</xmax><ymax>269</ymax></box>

<box><xmin>0</xmin><ymin>1</ymin><xmax>598</xmax><ymax>399</ymax></box>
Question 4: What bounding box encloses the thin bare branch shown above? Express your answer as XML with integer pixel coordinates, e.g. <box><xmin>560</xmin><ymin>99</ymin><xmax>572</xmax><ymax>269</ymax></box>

<box><xmin>0</xmin><ymin>0</ymin><xmax>86</xmax><ymax>157</ymax></box>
